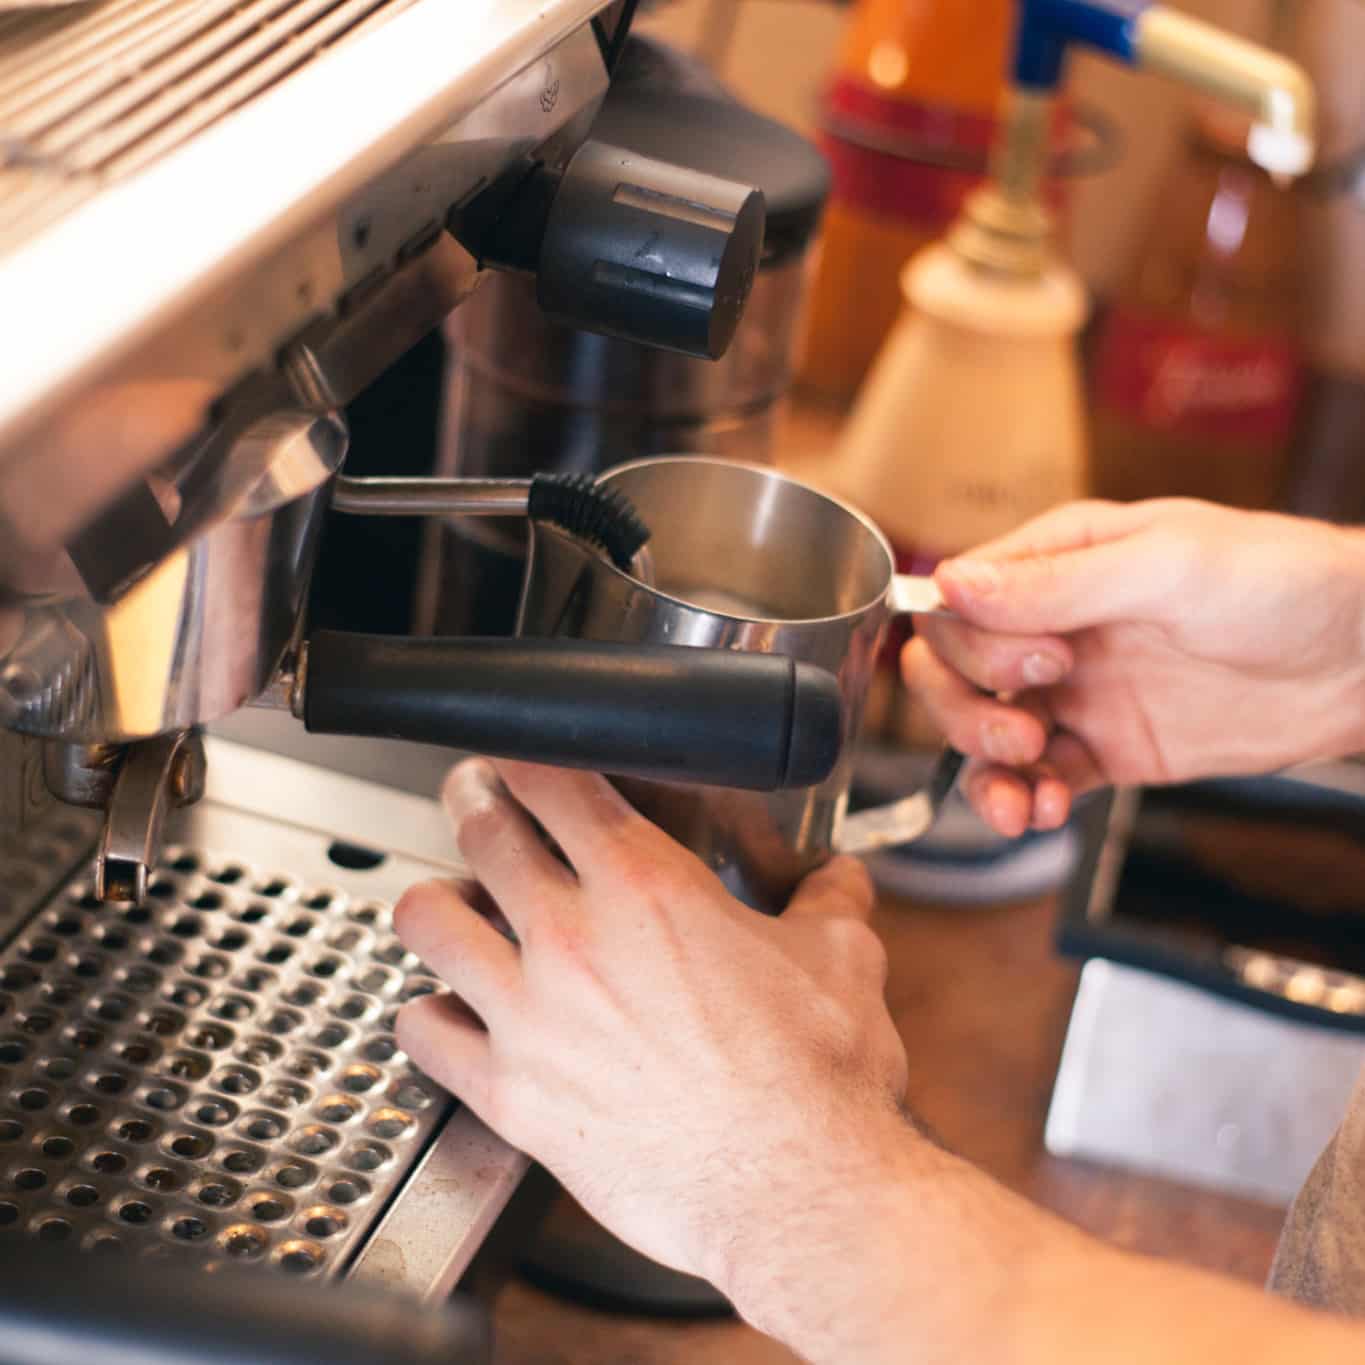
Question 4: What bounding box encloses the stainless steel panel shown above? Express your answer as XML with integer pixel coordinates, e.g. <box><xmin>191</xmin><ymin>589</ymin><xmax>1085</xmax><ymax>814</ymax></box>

<box><xmin>0</xmin><ymin>0</ymin><xmax>612</xmax><ymax>568</ymax></box>
<box><xmin>0</xmin><ymin>0</ymin><xmax>421</xmax><ymax>176</ymax></box>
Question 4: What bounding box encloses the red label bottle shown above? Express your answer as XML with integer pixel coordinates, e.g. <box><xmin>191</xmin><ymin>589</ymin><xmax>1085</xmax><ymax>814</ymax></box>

<box><xmin>1089</xmin><ymin>107</ymin><xmax>1305</xmax><ymax>509</ymax></box>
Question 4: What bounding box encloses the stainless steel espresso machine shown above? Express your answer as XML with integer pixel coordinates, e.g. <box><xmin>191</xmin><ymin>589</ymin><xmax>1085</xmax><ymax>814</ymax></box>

<box><xmin>0</xmin><ymin>1</ymin><xmax>839</xmax><ymax>1352</ymax></box>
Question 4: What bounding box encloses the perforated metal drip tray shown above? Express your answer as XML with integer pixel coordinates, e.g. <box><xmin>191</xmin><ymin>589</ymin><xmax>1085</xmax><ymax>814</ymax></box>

<box><xmin>0</xmin><ymin>741</ymin><xmax>525</xmax><ymax>1295</ymax></box>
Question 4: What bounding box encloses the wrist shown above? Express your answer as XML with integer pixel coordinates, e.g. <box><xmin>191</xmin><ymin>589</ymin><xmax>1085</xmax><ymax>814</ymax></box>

<box><xmin>706</xmin><ymin>1109</ymin><xmax>929</xmax><ymax>1363</ymax></box>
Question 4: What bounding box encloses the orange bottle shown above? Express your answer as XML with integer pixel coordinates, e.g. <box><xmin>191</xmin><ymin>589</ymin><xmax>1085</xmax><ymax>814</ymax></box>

<box><xmin>795</xmin><ymin>0</ymin><xmax>1014</xmax><ymax>403</ymax></box>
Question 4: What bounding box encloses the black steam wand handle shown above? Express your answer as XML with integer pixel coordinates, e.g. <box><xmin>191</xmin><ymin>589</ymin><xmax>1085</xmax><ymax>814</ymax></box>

<box><xmin>302</xmin><ymin>632</ymin><xmax>843</xmax><ymax>793</ymax></box>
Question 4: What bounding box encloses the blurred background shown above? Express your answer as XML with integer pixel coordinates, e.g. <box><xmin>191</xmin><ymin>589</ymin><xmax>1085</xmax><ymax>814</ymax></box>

<box><xmin>638</xmin><ymin>0</ymin><xmax>1365</xmax><ymax>405</ymax></box>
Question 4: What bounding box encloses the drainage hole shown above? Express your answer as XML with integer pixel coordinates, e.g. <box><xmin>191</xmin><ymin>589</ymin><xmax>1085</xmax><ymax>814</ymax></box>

<box><xmin>263</xmin><ymin>1010</ymin><xmax>301</xmax><ymax>1036</ymax></box>
<box><xmin>347</xmin><ymin>1143</ymin><xmax>389</xmax><ymax>1173</ymax></box>
<box><xmin>328</xmin><ymin>1178</ymin><xmax>369</xmax><ymax>1205</ymax></box>
<box><xmin>215</xmin><ymin>1068</ymin><xmax>258</xmax><ymax>1096</ymax></box>
<box><xmin>195</xmin><ymin>1100</ymin><xmax>237</xmax><ymax>1127</ymax></box>
<box><xmin>327</xmin><ymin>841</ymin><xmax>386</xmax><ymax>872</ymax></box>
<box><xmin>362</xmin><ymin>1038</ymin><xmax>397</xmax><ymax>1064</ymax></box>
<box><xmin>236</xmin><ymin>1038</ymin><xmax>282</xmax><ymax>1066</ymax></box>
<box><xmin>369</xmin><ymin>1109</ymin><xmax>413</xmax><ymax>1140</ymax></box>
<box><xmin>277</xmin><ymin>1241</ymin><xmax>322</xmax><ymax>1274</ymax></box>
<box><xmin>195</xmin><ymin>1181</ymin><xmax>239</xmax><ymax>1209</ymax></box>
<box><xmin>291</xmin><ymin>1127</ymin><xmax>336</xmax><ymax>1157</ymax></box>
<box><xmin>302</xmin><ymin>1208</ymin><xmax>346</xmax><ymax>1238</ymax></box>
<box><xmin>245</xmin><ymin>1115</ymin><xmax>284</xmax><ymax>1142</ymax></box>
<box><xmin>189</xmin><ymin>1024</ymin><xmax>231</xmax><ymax>1051</ymax></box>
<box><xmin>223</xmin><ymin>1224</ymin><xmax>267</xmax><ymax>1258</ymax></box>
<box><xmin>312</xmin><ymin>1025</ymin><xmax>348</xmax><ymax>1050</ymax></box>
<box><xmin>341</xmin><ymin>1066</ymin><xmax>380</xmax><ymax>1093</ymax></box>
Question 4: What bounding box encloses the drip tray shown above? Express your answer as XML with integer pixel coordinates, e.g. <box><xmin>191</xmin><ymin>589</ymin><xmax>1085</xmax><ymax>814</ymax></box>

<box><xmin>0</xmin><ymin>739</ymin><xmax>525</xmax><ymax>1298</ymax></box>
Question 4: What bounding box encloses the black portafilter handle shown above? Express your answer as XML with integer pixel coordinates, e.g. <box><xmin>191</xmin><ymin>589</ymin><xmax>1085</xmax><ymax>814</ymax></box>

<box><xmin>453</xmin><ymin>139</ymin><xmax>765</xmax><ymax>361</ymax></box>
<box><xmin>303</xmin><ymin>633</ymin><xmax>843</xmax><ymax>792</ymax></box>
<box><xmin>0</xmin><ymin>1244</ymin><xmax>490</xmax><ymax>1365</ymax></box>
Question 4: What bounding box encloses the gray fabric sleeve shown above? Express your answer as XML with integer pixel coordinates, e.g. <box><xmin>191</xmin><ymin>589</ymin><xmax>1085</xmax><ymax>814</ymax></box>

<box><xmin>1270</xmin><ymin>1065</ymin><xmax>1365</xmax><ymax>1314</ymax></box>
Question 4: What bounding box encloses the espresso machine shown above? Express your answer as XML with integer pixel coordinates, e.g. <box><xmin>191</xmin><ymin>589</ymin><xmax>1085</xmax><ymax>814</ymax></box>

<box><xmin>0</xmin><ymin>0</ymin><xmax>845</xmax><ymax>1351</ymax></box>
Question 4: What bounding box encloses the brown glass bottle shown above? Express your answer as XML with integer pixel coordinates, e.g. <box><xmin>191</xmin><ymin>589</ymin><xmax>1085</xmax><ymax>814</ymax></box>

<box><xmin>1089</xmin><ymin>110</ymin><xmax>1305</xmax><ymax>509</ymax></box>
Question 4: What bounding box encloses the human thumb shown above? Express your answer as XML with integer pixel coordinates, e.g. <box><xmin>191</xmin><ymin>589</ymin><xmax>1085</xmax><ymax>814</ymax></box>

<box><xmin>934</xmin><ymin>535</ymin><xmax>1164</xmax><ymax>636</ymax></box>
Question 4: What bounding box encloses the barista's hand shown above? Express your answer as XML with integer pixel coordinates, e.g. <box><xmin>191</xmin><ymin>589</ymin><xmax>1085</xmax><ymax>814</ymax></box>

<box><xmin>905</xmin><ymin>499</ymin><xmax>1365</xmax><ymax>837</ymax></box>
<box><xmin>392</xmin><ymin>759</ymin><xmax>909</xmax><ymax>1295</ymax></box>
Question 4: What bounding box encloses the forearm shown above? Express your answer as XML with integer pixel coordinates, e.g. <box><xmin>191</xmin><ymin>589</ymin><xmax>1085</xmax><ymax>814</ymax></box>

<box><xmin>716</xmin><ymin>1122</ymin><xmax>1365</xmax><ymax>1365</ymax></box>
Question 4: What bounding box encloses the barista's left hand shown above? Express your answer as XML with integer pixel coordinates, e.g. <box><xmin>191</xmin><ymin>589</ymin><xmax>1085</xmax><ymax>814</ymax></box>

<box><xmin>392</xmin><ymin>757</ymin><xmax>909</xmax><ymax>1297</ymax></box>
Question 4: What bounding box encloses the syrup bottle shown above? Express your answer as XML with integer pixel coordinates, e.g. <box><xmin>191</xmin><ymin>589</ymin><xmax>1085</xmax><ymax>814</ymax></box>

<box><xmin>1088</xmin><ymin>106</ymin><xmax>1305</xmax><ymax>509</ymax></box>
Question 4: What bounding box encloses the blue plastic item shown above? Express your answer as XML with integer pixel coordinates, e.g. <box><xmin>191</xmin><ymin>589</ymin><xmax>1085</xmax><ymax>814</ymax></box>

<box><xmin>1013</xmin><ymin>0</ymin><xmax>1147</xmax><ymax>88</ymax></box>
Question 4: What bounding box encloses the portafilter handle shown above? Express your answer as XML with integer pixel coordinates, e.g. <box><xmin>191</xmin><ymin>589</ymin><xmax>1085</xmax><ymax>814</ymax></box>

<box><xmin>297</xmin><ymin>632</ymin><xmax>843</xmax><ymax>793</ymax></box>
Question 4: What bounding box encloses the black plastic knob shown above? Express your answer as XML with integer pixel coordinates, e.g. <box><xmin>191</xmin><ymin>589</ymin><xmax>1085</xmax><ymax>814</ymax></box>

<box><xmin>536</xmin><ymin>141</ymin><xmax>764</xmax><ymax>361</ymax></box>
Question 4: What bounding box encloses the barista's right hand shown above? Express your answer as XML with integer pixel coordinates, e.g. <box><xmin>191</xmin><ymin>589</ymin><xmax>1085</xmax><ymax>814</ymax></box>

<box><xmin>904</xmin><ymin>498</ymin><xmax>1365</xmax><ymax>837</ymax></box>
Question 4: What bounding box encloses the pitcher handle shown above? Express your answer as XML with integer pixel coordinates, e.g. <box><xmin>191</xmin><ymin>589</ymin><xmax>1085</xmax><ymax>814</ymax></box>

<box><xmin>836</xmin><ymin>573</ymin><xmax>966</xmax><ymax>857</ymax></box>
